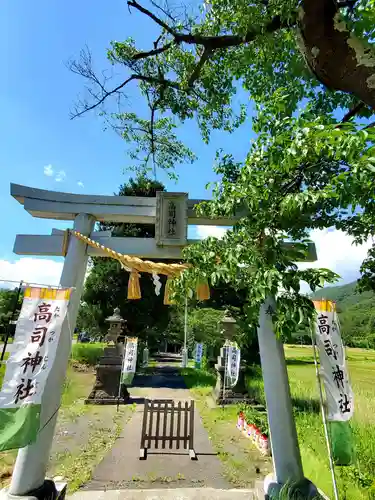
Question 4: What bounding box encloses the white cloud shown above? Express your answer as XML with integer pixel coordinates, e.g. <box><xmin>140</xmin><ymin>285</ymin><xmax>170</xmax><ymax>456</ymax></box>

<box><xmin>195</xmin><ymin>225</ymin><xmax>228</xmax><ymax>239</ymax></box>
<box><xmin>55</xmin><ymin>170</ymin><xmax>66</xmax><ymax>182</ymax></box>
<box><xmin>43</xmin><ymin>164</ymin><xmax>54</xmax><ymax>177</ymax></box>
<box><xmin>298</xmin><ymin>228</ymin><xmax>373</xmax><ymax>292</ymax></box>
<box><xmin>0</xmin><ymin>258</ymin><xmax>63</xmax><ymax>289</ymax></box>
<box><xmin>77</xmin><ymin>181</ymin><xmax>84</xmax><ymax>188</ymax></box>
<box><xmin>193</xmin><ymin>226</ymin><xmax>372</xmax><ymax>293</ymax></box>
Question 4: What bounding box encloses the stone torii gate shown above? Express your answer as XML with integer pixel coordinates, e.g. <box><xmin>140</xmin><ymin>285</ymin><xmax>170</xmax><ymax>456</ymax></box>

<box><xmin>6</xmin><ymin>183</ymin><xmax>317</xmax><ymax>499</ymax></box>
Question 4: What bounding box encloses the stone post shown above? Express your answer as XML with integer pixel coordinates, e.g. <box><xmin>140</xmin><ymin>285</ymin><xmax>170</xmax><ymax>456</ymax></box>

<box><xmin>8</xmin><ymin>213</ymin><xmax>95</xmax><ymax>497</ymax></box>
<box><xmin>142</xmin><ymin>347</ymin><xmax>149</xmax><ymax>367</ymax></box>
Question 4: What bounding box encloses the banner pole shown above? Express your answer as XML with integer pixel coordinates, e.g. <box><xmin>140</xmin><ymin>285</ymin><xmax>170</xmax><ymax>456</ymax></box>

<box><xmin>117</xmin><ymin>338</ymin><xmax>127</xmax><ymax>411</ymax></box>
<box><xmin>310</xmin><ymin>326</ymin><xmax>339</xmax><ymax>500</ymax></box>
<box><xmin>182</xmin><ymin>296</ymin><xmax>188</xmax><ymax>367</ymax></box>
<box><xmin>222</xmin><ymin>342</ymin><xmax>229</xmax><ymax>409</ymax></box>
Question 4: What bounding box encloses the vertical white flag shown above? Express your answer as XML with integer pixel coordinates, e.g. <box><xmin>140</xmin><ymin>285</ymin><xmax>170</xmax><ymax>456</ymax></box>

<box><xmin>313</xmin><ymin>300</ymin><xmax>354</xmax><ymax>421</ymax></box>
<box><xmin>195</xmin><ymin>343</ymin><xmax>203</xmax><ymax>367</ymax></box>
<box><xmin>121</xmin><ymin>337</ymin><xmax>138</xmax><ymax>385</ymax></box>
<box><xmin>225</xmin><ymin>343</ymin><xmax>241</xmax><ymax>388</ymax></box>
<box><xmin>0</xmin><ymin>287</ymin><xmax>71</xmax><ymax>451</ymax></box>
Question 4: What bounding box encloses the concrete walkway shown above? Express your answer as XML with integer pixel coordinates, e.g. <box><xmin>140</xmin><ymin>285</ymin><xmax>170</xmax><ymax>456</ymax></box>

<box><xmin>81</xmin><ymin>356</ymin><xmax>230</xmax><ymax>492</ymax></box>
<box><xmin>71</xmin><ymin>487</ymin><xmax>259</xmax><ymax>499</ymax></box>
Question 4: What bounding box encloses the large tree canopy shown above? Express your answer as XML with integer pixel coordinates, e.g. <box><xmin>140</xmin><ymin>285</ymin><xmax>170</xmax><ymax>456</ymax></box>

<box><xmin>71</xmin><ymin>0</ymin><xmax>375</xmax><ymax>163</ymax></box>
<box><xmin>175</xmin><ymin>116</ymin><xmax>375</xmax><ymax>335</ymax></box>
<box><xmin>71</xmin><ymin>0</ymin><xmax>375</xmax><ymax>335</ymax></box>
<box><xmin>0</xmin><ymin>287</ymin><xmax>23</xmax><ymax>339</ymax></box>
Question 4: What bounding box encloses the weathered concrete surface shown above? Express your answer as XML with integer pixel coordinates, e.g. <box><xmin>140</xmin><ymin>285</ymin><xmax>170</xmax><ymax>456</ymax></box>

<box><xmin>70</xmin><ymin>487</ymin><xmax>258</xmax><ymax>499</ymax></box>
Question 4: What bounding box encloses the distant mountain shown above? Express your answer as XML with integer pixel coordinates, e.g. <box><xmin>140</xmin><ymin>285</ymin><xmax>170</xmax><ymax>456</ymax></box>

<box><xmin>312</xmin><ymin>281</ymin><xmax>374</xmax><ymax>308</ymax></box>
<box><xmin>311</xmin><ymin>282</ymin><xmax>375</xmax><ymax>348</ymax></box>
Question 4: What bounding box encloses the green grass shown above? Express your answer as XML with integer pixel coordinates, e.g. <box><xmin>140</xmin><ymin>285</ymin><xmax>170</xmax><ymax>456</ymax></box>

<box><xmin>59</xmin><ymin>365</ymin><xmax>96</xmax><ymax>422</ymax></box>
<box><xmin>0</xmin><ymin>337</ymin><xmax>13</xmax><ymax>344</ymax></box>
<box><xmin>181</xmin><ymin>367</ymin><xmax>272</xmax><ymax>488</ymax></box>
<box><xmin>182</xmin><ymin>348</ymin><xmax>375</xmax><ymax>499</ymax></box>
<box><xmin>0</xmin><ymin>353</ymin><xmax>9</xmax><ymax>388</ymax></box>
<box><xmin>181</xmin><ymin>367</ymin><xmax>216</xmax><ymax>395</ymax></box>
<box><xmin>70</xmin><ymin>343</ymin><xmax>105</xmax><ymax>366</ymax></box>
<box><xmin>53</xmin><ymin>405</ymin><xmax>135</xmax><ymax>493</ymax></box>
<box><xmin>253</xmin><ymin>346</ymin><xmax>375</xmax><ymax>499</ymax></box>
<box><xmin>197</xmin><ymin>401</ymin><xmax>260</xmax><ymax>487</ymax></box>
<box><xmin>284</xmin><ymin>344</ymin><xmax>375</xmax><ymax>363</ymax></box>
<box><xmin>0</xmin><ymin>364</ymin><xmax>96</xmax><ymax>486</ymax></box>
<box><xmin>282</xmin><ymin>345</ymin><xmax>375</xmax><ymax>500</ymax></box>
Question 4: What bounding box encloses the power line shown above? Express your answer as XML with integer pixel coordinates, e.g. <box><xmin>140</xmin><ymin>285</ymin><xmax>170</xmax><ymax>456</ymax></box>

<box><xmin>0</xmin><ymin>279</ymin><xmax>74</xmax><ymax>289</ymax></box>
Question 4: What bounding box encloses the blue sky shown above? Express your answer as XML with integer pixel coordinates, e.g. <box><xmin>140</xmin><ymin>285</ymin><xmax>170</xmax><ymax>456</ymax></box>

<box><xmin>0</xmin><ymin>0</ymin><xmax>250</xmax><ymax>255</ymax></box>
<box><xmin>0</xmin><ymin>0</ymin><xmax>370</xmax><ymax>288</ymax></box>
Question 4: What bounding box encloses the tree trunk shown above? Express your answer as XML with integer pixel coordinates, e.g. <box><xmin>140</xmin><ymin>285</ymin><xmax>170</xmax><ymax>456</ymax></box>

<box><xmin>299</xmin><ymin>0</ymin><xmax>375</xmax><ymax>109</ymax></box>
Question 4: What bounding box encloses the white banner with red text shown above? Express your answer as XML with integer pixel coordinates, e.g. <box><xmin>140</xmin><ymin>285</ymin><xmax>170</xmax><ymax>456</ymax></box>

<box><xmin>225</xmin><ymin>343</ymin><xmax>241</xmax><ymax>388</ymax></box>
<box><xmin>313</xmin><ymin>299</ymin><xmax>353</xmax><ymax>422</ymax></box>
<box><xmin>121</xmin><ymin>337</ymin><xmax>138</xmax><ymax>386</ymax></box>
<box><xmin>0</xmin><ymin>287</ymin><xmax>71</xmax><ymax>451</ymax></box>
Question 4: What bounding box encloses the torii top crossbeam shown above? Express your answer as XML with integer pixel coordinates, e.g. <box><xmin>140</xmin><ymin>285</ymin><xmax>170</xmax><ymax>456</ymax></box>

<box><xmin>11</xmin><ymin>183</ymin><xmax>317</xmax><ymax>262</ymax></box>
<box><xmin>10</xmin><ymin>183</ymin><xmax>236</xmax><ymax>260</ymax></box>
<box><xmin>10</xmin><ymin>183</ymin><xmax>233</xmax><ymax>225</ymax></box>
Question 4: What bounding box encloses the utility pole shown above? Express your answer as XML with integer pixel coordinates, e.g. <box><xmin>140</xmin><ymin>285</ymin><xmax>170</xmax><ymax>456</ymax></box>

<box><xmin>1</xmin><ymin>280</ymin><xmax>23</xmax><ymax>362</ymax></box>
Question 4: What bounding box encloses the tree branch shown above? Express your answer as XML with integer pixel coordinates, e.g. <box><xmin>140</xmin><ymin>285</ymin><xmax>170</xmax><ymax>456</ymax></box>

<box><xmin>132</xmin><ymin>41</ymin><xmax>175</xmax><ymax>61</ymax></box>
<box><xmin>129</xmin><ymin>0</ymin><xmax>288</xmax><ymax>50</ymax></box>
<box><xmin>72</xmin><ymin>75</ymin><xmax>137</xmax><ymax>118</ymax></box>
<box><xmin>341</xmin><ymin>101</ymin><xmax>365</xmax><ymax>122</ymax></box>
<box><xmin>72</xmin><ymin>2</ymin><xmax>291</xmax><ymax>119</ymax></box>
<box><xmin>71</xmin><ymin>74</ymin><xmax>180</xmax><ymax>118</ymax></box>
<box><xmin>145</xmin><ymin>89</ymin><xmax>160</xmax><ymax>179</ymax></box>
<box><xmin>150</xmin><ymin>0</ymin><xmax>177</xmax><ymax>24</ymax></box>
<box><xmin>176</xmin><ymin>15</ymin><xmax>286</xmax><ymax>49</ymax></box>
<box><xmin>126</xmin><ymin>1</ymin><xmax>290</xmax><ymax>89</ymax></box>
<box><xmin>128</xmin><ymin>0</ymin><xmax>177</xmax><ymax>36</ymax></box>
<box><xmin>188</xmin><ymin>48</ymin><xmax>212</xmax><ymax>86</ymax></box>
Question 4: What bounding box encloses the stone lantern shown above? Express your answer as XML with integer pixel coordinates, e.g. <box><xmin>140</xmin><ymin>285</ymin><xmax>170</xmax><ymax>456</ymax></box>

<box><xmin>104</xmin><ymin>307</ymin><xmax>126</xmax><ymax>345</ymax></box>
<box><xmin>213</xmin><ymin>311</ymin><xmax>249</xmax><ymax>404</ymax></box>
<box><xmin>86</xmin><ymin>307</ymin><xmax>129</xmax><ymax>404</ymax></box>
<box><xmin>221</xmin><ymin>312</ymin><xmax>237</xmax><ymax>341</ymax></box>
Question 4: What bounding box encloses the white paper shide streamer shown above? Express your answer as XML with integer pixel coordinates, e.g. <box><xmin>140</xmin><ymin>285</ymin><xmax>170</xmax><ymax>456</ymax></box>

<box><xmin>152</xmin><ymin>273</ymin><xmax>162</xmax><ymax>296</ymax></box>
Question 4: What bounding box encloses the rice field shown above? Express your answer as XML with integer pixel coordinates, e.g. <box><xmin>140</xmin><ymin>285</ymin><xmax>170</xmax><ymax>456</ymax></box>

<box><xmin>284</xmin><ymin>346</ymin><xmax>375</xmax><ymax>499</ymax></box>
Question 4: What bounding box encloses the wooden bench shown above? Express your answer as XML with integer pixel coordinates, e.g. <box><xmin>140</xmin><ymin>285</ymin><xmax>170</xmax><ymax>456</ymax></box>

<box><xmin>139</xmin><ymin>399</ymin><xmax>196</xmax><ymax>460</ymax></box>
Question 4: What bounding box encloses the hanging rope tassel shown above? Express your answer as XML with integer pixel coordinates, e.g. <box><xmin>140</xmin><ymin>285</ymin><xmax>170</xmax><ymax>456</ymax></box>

<box><xmin>196</xmin><ymin>279</ymin><xmax>210</xmax><ymax>301</ymax></box>
<box><xmin>163</xmin><ymin>276</ymin><xmax>175</xmax><ymax>305</ymax></box>
<box><xmin>128</xmin><ymin>270</ymin><xmax>141</xmax><ymax>299</ymax></box>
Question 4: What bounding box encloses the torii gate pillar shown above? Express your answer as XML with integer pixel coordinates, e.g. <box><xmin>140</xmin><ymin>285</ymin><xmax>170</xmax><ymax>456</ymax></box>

<box><xmin>8</xmin><ymin>214</ymin><xmax>95</xmax><ymax>498</ymax></box>
<box><xmin>257</xmin><ymin>297</ymin><xmax>317</xmax><ymax>497</ymax></box>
